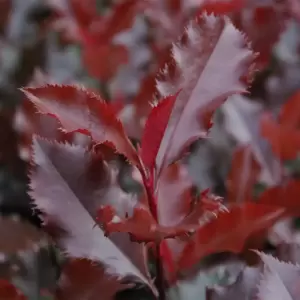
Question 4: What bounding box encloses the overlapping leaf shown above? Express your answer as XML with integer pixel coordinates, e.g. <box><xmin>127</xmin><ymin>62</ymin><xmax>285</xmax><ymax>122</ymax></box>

<box><xmin>83</xmin><ymin>44</ymin><xmax>128</xmax><ymax>81</ymax></box>
<box><xmin>21</xmin><ymin>85</ymin><xmax>140</xmax><ymax>166</ymax></box>
<box><xmin>256</xmin><ymin>252</ymin><xmax>300</xmax><ymax>300</ymax></box>
<box><xmin>56</xmin><ymin>259</ymin><xmax>128</xmax><ymax>300</ymax></box>
<box><xmin>195</xmin><ymin>0</ymin><xmax>246</xmax><ymax>15</ymax></box>
<box><xmin>261</xmin><ymin>112</ymin><xmax>300</xmax><ymax>160</ymax></box>
<box><xmin>98</xmin><ymin>205</ymin><xmax>194</xmax><ymax>243</ymax></box>
<box><xmin>223</xmin><ymin>95</ymin><xmax>281</xmax><ymax>185</ymax></box>
<box><xmin>258</xmin><ymin>179</ymin><xmax>300</xmax><ymax>216</ymax></box>
<box><xmin>154</xmin><ymin>13</ymin><xmax>255</xmax><ymax>175</ymax></box>
<box><xmin>178</xmin><ymin>203</ymin><xmax>285</xmax><ymax>270</ymax></box>
<box><xmin>227</xmin><ymin>145</ymin><xmax>260</xmax><ymax>203</ymax></box>
<box><xmin>140</xmin><ymin>93</ymin><xmax>178</xmax><ymax>171</ymax></box>
<box><xmin>29</xmin><ymin>136</ymin><xmax>153</xmax><ymax>290</ymax></box>
<box><xmin>279</xmin><ymin>90</ymin><xmax>300</xmax><ymax>128</ymax></box>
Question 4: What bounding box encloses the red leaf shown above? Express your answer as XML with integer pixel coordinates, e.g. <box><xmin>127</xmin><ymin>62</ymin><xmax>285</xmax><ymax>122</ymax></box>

<box><xmin>227</xmin><ymin>145</ymin><xmax>260</xmax><ymax>203</ymax></box>
<box><xmin>232</xmin><ymin>3</ymin><xmax>287</xmax><ymax>69</ymax></box>
<box><xmin>178</xmin><ymin>203</ymin><xmax>285</xmax><ymax>270</ymax></box>
<box><xmin>83</xmin><ymin>44</ymin><xmax>128</xmax><ymax>81</ymax></box>
<box><xmin>21</xmin><ymin>85</ymin><xmax>140</xmax><ymax>166</ymax></box>
<box><xmin>56</xmin><ymin>259</ymin><xmax>127</xmax><ymax>300</ymax></box>
<box><xmin>0</xmin><ymin>280</ymin><xmax>26</xmax><ymax>300</ymax></box>
<box><xmin>29</xmin><ymin>136</ymin><xmax>153</xmax><ymax>290</ymax></box>
<box><xmin>140</xmin><ymin>93</ymin><xmax>178</xmax><ymax>171</ymax></box>
<box><xmin>98</xmin><ymin>205</ymin><xmax>194</xmax><ymax>243</ymax></box>
<box><xmin>69</xmin><ymin>0</ymin><xmax>98</xmax><ymax>29</ymax></box>
<box><xmin>87</xmin><ymin>0</ymin><xmax>137</xmax><ymax>42</ymax></box>
<box><xmin>279</xmin><ymin>90</ymin><xmax>300</xmax><ymax>128</ymax></box>
<box><xmin>261</xmin><ymin>113</ymin><xmax>300</xmax><ymax>160</ymax></box>
<box><xmin>98</xmin><ymin>189</ymin><xmax>225</xmax><ymax>245</ymax></box>
<box><xmin>155</xmin><ymin>14</ymin><xmax>255</xmax><ymax>175</ymax></box>
<box><xmin>258</xmin><ymin>179</ymin><xmax>300</xmax><ymax>216</ymax></box>
<box><xmin>196</xmin><ymin>0</ymin><xmax>246</xmax><ymax>15</ymax></box>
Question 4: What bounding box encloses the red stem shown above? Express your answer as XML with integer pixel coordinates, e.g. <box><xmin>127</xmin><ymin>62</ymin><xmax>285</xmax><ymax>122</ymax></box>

<box><xmin>139</xmin><ymin>166</ymin><xmax>165</xmax><ymax>300</ymax></box>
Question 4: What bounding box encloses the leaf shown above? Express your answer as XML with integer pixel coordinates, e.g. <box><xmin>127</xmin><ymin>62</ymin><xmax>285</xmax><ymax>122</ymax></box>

<box><xmin>232</xmin><ymin>2</ymin><xmax>287</xmax><ymax>69</ymax></box>
<box><xmin>155</xmin><ymin>163</ymin><xmax>195</xmax><ymax>278</ymax></box>
<box><xmin>88</xmin><ymin>0</ymin><xmax>137</xmax><ymax>42</ymax></box>
<box><xmin>156</xmin><ymin>163</ymin><xmax>194</xmax><ymax>228</ymax></box>
<box><xmin>256</xmin><ymin>252</ymin><xmax>300</xmax><ymax>300</ymax></box>
<box><xmin>56</xmin><ymin>259</ymin><xmax>127</xmax><ymax>300</ymax></box>
<box><xmin>261</xmin><ymin>112</ymin><xmax>300</xmax><ymax>160</ymax></box>
<box><xmin>21</xmin><ymin>85</ymin><xmax>140</xmax><ymax>166</ymax></box>
<box><xmin>14</xmin><ymin>99</ymin><xmax>69</xmax><ymax>162</ymax></box>
<box><xmin>98</xmin><ymin>205</ymin><xmax>194</xmax><ymax>243</ymax></box>
<box><xmin>83</xmin><ymin>44</ymin><xmax>128</xmax><ymax>81</ymax></box>
<box><xmin>279</xmin><ymin>90</ymin><xmax>300</xmax><ymax>128</ymax></box>
<box><xmin>178</xmin><ymin>203</ymin><xmax>285</xmax><ymax>270</ymax></box>
<box><xmin>227</xmin><ymin>145</ymin><xmax>260</xmax><ymax>203</ymax></box>
<box><xmin>258</xmin><ymin>179</ymin><xmax>300</xmax><ymax>216</ymax></box>
<box><xmin>155</xmin><ymin>14</ymin><xmax>255</xmax><ymax>176</ymax></box>
<box><xmin>98</xmin><ymin>187</ymin><xmax>225</xmax><ymax>244</ymax></box>
<box><xmin>0</xmin><ymin>280</ymin><xmax>26</xmax><ymax>300</ymax></box>
<box><xmin>140</xmin><ymin>93</ymin><xmax>178</xmax><ymax>171</ymax></box>
<box><xmin>29</xmin><ymin>136</ymin><xmax>153</xmax><ymax>290</ymax></box>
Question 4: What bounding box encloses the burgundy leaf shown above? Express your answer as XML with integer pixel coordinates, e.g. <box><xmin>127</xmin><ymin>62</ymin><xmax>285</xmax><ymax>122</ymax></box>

<box><xmin>179</xmin><ymin>203</ymin><xmax>285</xmax><ymax>270</ymax></box>
<box><xmin>21</xmin><ymin>85</ymin><xmax>140</xmax><ymax>166</ymax></box>
<box><xmin>98</xmin><ymin>205</ymin><xmax>194</xmax><ymax>243</ymax></box>
<box><xmin>196</xmin><ymin>0</ymin><xmax>246</xmax><ymax>15</ymax></box>
<box><xmin>140</xmin><ymin>93</ymin><xmax>178</xmax><ymax>171</ymax></box>
<box><xmin>56</xmin><ymin>258</ymin><xmax>128</xmax><ymax>300</ymax></box>
<box><xmin>29</xmin><ymin>136</ymin><xmax>153</xmax><ymax>290</ymax></box>
<box><xmin>155</xmin><ymin>13</ymin><xmax>255</xmax><ymax>176</ymax></box>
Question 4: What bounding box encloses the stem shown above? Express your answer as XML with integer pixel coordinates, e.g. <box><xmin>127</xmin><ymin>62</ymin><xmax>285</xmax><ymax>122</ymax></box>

<box><xmin>155</xmin><ymin>243</ymin><xmax>166</xmax><ymax>300</ymax></box>
<box><xmin>139</xmin><ymin>166</ymin><xmax>165</xmax><ymax>299</ymax></box>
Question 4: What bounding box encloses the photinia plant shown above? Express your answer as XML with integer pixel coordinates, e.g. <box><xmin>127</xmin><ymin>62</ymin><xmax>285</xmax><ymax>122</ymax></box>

<box><xmin>0</xmin><ymin>0</ymin><xmax>295</xmax><ymax>299</ymax></box>
<box><xmin>15</xmin><ymin>8</ymin><xmax>299</xmax><ymax>299</ymax></box>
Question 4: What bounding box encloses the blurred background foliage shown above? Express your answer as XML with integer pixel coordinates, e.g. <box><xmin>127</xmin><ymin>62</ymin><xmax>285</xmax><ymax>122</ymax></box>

<box><xmin>0</xmin><ymin>0</ymin><xmax>299</xmax><ymax>299</ymax></box>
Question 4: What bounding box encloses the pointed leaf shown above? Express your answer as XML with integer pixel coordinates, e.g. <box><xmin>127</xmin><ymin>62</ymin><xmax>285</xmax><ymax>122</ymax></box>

<box><xmin>56</xmin><ymin>258</ymin><xmax>127</xmax><ymax>300</ymax></box>
<box><xmin>83</xmin><ymin>44</ymin><xmax>128</xmax><ymax>81</ymax></box>
<box><xmin>21</xmin><ymin>85</ymin><xmax>140</xmax><ymax>166</ymax></box>
<box><xmin>179</xmin><ymin>203</ymin><xmax>285</xmax><ymax>270</ymax></box>
<box><xmin>29</xmin><ymin>136</ymin><xmax>152</xmax><ymax>288</ymax></box>
<box><xmin>258</xmin><ymin>179</ymin><xmax>300</xmax><ymax>216</ymax></box>
<box><xmin>155</xmin><ymin>14</ymin><xmax>255</xmax><ymax>175</ymax></box>
<box><xmin>227</xmin><ymin>145</ymin><xmax>260</xmax><ymax>203</ymax></box>
<box><xmin>140</xmin><ymin>93</ymin><xmax>178</xmax><ymax>171</ymax></box>
<box><xmin>261</xmin><ymin>112</ymin><xmax>300</xmax><ymax>161</ymax></box>
<box><xmin>98</xmin><ymin>205</ymin><xmax>194</xmax><ymax>243</ymax></box>
<box><xmin>256</xmin><ymin>252</ymin><xmax>300</xmax><ymax>300</ymax></box>
<box><xmin>279</xmin><ymin>90</ymin><xmax>300</xmax><ymax>128</ymax></box>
